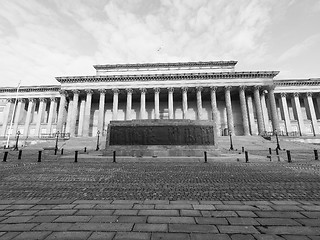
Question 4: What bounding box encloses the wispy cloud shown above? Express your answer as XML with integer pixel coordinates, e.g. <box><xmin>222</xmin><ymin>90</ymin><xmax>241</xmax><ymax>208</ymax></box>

<box><xmin>0</xmin><ymin>0</ymin><xmax>319</xmax><ymax>87</ymax></box>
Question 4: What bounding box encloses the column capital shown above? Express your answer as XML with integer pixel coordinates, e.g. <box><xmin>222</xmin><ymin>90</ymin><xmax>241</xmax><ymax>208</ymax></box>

<box><xmin>239</xmin><ymin>85</ymin><xmax>247</xmax><ymax>91</ymax></box>
<box><xmin>254</xmin><ymin>85</ymin><xmax>261</xmax><ymax>91</ymax></box>
<box><xmin>28</xmin><ymin>98</ymin><xmax>36</xmax><ymax>102</ymax></box>
<box><xmin>168</xmin><ymin>87</ymin><xmax>174</xmax><ymax>93</ymax></box>
<box><xmin>280</xmin><ymin>92</ymin><xmax>287</xmax><ymax>98</ymax></box>
<box><xmin>6</xmin><ymin>98</ymin><xmax>15</xmax><ymax>103</ymax></box>
<box><xmin>112</xmin><ymin>88</ymin><xmax>119</xmax><ymax>94</ymax></box>
<box><xmin>210</xmin><ymin>86</ymin><xmax>217</xmax><ymax>92</ymax></box>
<box><xmin>293</xmin><ymin>92</ymin><xmax>300</xmax><ymax>97</ymax></box>
<box><xmin>225</xmin><ymin>86</ymin><xmax>232</xmax><ymax>91</ymax></box>
<box><xmin>85</xmin><ymin>89</ymin><xmax>93</xmax><ymax>94</ymax></box>
<box><xmin>267</xmin><ymin>85</ymin><xmax>275</xmax><ymax>91</ymax></box>
<box><xmin>154</xmin><ymin>87</ymin><xmax>160</xmax><ymax>93</ymax></box>
<box><xmin>307</xmin><ymin>92</ymin><xmax>313</xmax><ymax>97</ymax></box>
<box><xmin>98</xmin><ymin>89</ymin><xmax>106</xmax><ymax>94</ymax></box>
<box><xmin>72</xmin><ymin>89</ymin><xmax>80</xmax><ymax>94</ymax></box>
<box><xmin>50</xmin><ymin>97</ymin><xmax>58</xmax><ymax>102</ymax></box>
<box><xmin>196</xmin><ymin>86</ymin><xmax>203</xmax><ymax>92</ymax></box>
<box><xmin>39</xmin><ymin>98</ymin><xmax>47</xmax><ymax>102</ymax></box>
<box><xmin>17</xmin><ymin>98</ymin><xmax>26</xmax><ymax>103</ymax></box>
<box><xmin>126</xmin><ymin>88</ymin><xmax>133</xmax><ymax>94</ymax></box>
<box><xmin>139</xmin><ymin>88</ymin><xmax>147</xmax><ymax>93</ymax></box>
<box><xmin>181</xmin><ymin>87</ymin><xmax>188</xmax><ymax>93</ymax></box>
<box><xmin>59</xmin><ymin>90</ymin><xmax>67</xmax><ymax>95</ymax></box>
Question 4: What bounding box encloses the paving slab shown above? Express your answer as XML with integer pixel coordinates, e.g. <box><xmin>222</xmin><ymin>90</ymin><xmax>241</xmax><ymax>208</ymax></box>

<box><xmin>217</xmin><ymin>225</ymin><xmax>259</xmax><ymax>234</ymax></box>
<box><xmin>151</xmin><ymin>232</ymin><xmax>190</xmax><ymax>240</ymax></box>
<box><xmin>69</xmin><ymin>223</ymin><xmax>134</xmax><ymax>232</ymax></box>
<box><xmin>169</xmin><ymin>224</ymin><xmax>219</xmax><ymax>233</ymax></box>
<box><xmin>114</xmin><ymin>231</ymin><xmax>150</xmax><ymax>240</ymax></box>
<box><xmin>45</xmin><ymin>231</ymin><xmax>92</xmax><ymax>240</ymax></box>
<box><xmin>87</xmin><ymin>232</ymin><xmax>115</xmax><ymax>240</ymax></box>
<box><xmin>258</xmin><ymin>226</ymin><xmax>320</xmax><ymax>235</ymax></box>
<box><xmin>147</xmin><ymin>216</ymin><xmax>196</xmax><ymax>224</ymax></box>
<box><xmin>11</xmin><ymin>231</ymin><xmax>51</xmax><ymax>240</ymax></box>
<box><xmin>133</xmin><ymin>223</ymin><xmax>167</xmax><ymax>232</ymax></box>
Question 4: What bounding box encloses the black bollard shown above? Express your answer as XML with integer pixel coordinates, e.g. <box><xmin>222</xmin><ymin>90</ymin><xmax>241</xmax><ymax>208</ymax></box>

<box><xmin>269</xmin><ymin>148</ymin><xmax>272</xmax><ymax>155</ymax></box>
<box><xmin>61</xmin><ymin>148</ymin><xmax>64</xmax><ymax>155</ymax></box>
<box><xmin>242</xmin><ymin>147</ymin><xmax>244</xmax><ymax>153</ymax></box>
<box><xmin>84</xmin><ymin>147</ymin><xmax>87</xmax><ymax>153</ymax></box>
<box><xmin>275</xmin><ymin>148</ymin><xmax>279</xmax><ymax>156</ymax></box>
<box><xmin>75</xmin><ymin>151</ymin><xmax>78</xmax><ymax>163</ymax></box>
<box><xmin>3</xmin><ymin>151</ymin><xmax>8</xmax><ymax>162</ymax></box>
<box><xmin>204</xmin><ymin>151</ymin><xmax>207</xmax><ymax>163</ymax></box>
<box><xmin>113</xmin><ymin>151</ymin><xmax>116</xmax><ymax>163</ymax></box>
<box><xmin>18</xmin><ymin>150</ymin><xmax>22</xmax><ymax>160</ymax></box>
<box><xmin>314</xmin><ymin>150</ymin><xmax>318</xmax><ymax>160</ymax></box>
<box><xmin>245</xmin><ymin>151</ymin><xmax>249</xmax><ymax>163</ymax></box>
<box><xmin>287</xmin><ymin>150</ymin><xmax>291</xmax><ymax>163</ymax></box>
<box><xmin>54</xmin><ymin>148</ymin><xmax>57</xmax><ymax>155</ymax></box>
<box><xmin>38</xmin><ymin>151</ymin><xmax>42</xmax><ymax>162</ymax></box>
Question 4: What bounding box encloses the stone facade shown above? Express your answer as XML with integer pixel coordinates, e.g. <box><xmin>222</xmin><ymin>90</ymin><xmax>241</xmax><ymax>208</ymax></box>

<box><xmin>0</xmin><ymin>61</ymin><xmax>319</xmax><ymax>138</ymax></box>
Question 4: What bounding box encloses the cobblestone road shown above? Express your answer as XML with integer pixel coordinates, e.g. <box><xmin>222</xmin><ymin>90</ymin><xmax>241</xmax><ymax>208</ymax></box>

<box><xmin>1</xmin><ymin>152</ymin><xmax>320</xmax><ymax>201</ymax></box>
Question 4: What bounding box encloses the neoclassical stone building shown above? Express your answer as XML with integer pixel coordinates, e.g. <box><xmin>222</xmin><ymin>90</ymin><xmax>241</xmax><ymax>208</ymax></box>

<box><xmin>0</xmin><ymin>60</ymin><xmax>319</xmax><ymax>138</ymax></box>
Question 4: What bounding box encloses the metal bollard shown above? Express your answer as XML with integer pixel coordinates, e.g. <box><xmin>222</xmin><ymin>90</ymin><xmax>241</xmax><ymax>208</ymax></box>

<box><xmin>245</xmin><ymin>151</ymin><xmax>249</xmax><ymax>163</ymax></box>
<box><xmin>113</xmin><ymin>151</ymin><xmax>116</xmax><ymax>163</ymax></box>
<box><xmin>204</xmin><ymin>151</ymin><xmax>207</xmax><ymax>163</ymax></box>
<box><xmin>242</xmin><ymin>147</ymin><xmax>244</xmax><ymax>153</ymax></box>
<box><xmin>314</xmin><ymin>149</ymin><xmax>318</xmax><ymax>160</ymax></box>
<box><xmin>269</xmin><ymin>148</ymin><xmax>272</xmax><ymax>155</ymax></box>
<box><xmin>3</xmin><ymin>151</ymin><xmax>8</xmax><ymax>162</ymax></box>
<box><xmin>84</xmin><ymin>147</ymin><xmax>87</xmax><ymax>153</ymax></box>
<box><xmin>75</xmin><ymin>151</ymin><xmax>78</xmax><ymax>163</ymax></box>
<box><xmin>61</xmin><ymin>148</ymin><xmax>64</xmax><ymax>155</ymax></box>
<box><xmin>287</xmin><ymin>150</ymin><xmax>291</xmax><ymax>163</ymax></box>
<box><xmin>275</xmin><ymin>148</ymin><xmax>279</xmax><ymax>156</ymax></box>
<box><xmin>38</xmin><ymin>151</ymin><xmax>42</xmax><ymax>162</ymax></box>
<box><xmin>18</xmin><ymin>150</ymin><xmax>22</xmax><ymax>160</ymax></box>
<box><xmin>54</xmin><ymin>148</ymin><xmax>57</xmax><ymax>155</ymax></box>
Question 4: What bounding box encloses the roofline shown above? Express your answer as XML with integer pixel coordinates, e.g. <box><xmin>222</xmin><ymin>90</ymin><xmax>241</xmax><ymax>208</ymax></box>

<box><xmin>93</xmin><ymin>60</ymin><xmax>238</xmax><ymax>70</ymax></box>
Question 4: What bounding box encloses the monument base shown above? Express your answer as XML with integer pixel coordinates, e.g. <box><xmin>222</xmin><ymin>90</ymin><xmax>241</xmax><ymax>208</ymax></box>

<box><xmin>104</xmin><ymin>120</ymin><xmax>217</xmax><ymax>157</ymax></box>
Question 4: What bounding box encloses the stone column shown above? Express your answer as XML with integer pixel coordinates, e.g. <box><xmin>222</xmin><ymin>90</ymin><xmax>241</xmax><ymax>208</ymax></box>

<box><xmin>253</xmin><ymin>86</ymin><xmax>265</xmax><ymax>134</ymax></box>
<box><xmin>1</xmin><ymin>99</ymin><xmax>14</xmax><ymax>137</ymax></box>
<box><xmin>293</xmin><ymin>92</ymin><xmax>305</xmax><ymax>135</ymax></box>
<box><xmin>154</xmin><ymin>88</ymin><xmax>160</xmax><ymax>119</ymax></box>
<box><xmin>126</xmin><ymin>89</ymin><xmax>132</xmax><ymax>120</ymax></box>
<box><xmin>260</xmin><ymin>90</ymin><xmax>270</xmax><ymax>132</ymax></box>
<box><xmin>225</xmin><ymin>86</ymin><xmax>234</xmax><ymax>135</ymax></box>
<box><xmin>56</xmin><ymin>90</ymin><xmax>67</xmax><ymax>133</ymax></box>
<box><xmin>12</xmin><ymin>99</ymin><xmax>24</xmax><ymax>135</ymax></box>
<box><xmin>268</xmin><ymin>86</ymin><xmax>280</xmax><ymax>132</ymax></box>
<box><xmin>98</xmin><ymin>89</ymin><xmax>106</xmax><ymax>133</ymax></box>
<box><xmin>182</xmin><ymin>87</ymin><xmax>188</xmax><ymax>119</ymax></box>
<box><xmin>23</xmin><ymin>98</ymin><xmax>35</xmax><ymax>137</ymax></box>
<box><xmin>46</xmin><ymin>98</ymin><xmax>57</xmax><ymax>134</ymax></box>
<box><xmin>239</xmin><ymin>86</ymin><xmax>250</xmax><ymax>136</ymax></box>
<box><xmin>35</xmin><ymin>98</ymin><xmax>46</xmax><ymax>137</ymax></box>
<box><xmin>78</xmin><ymin>98</ymin><xmax>86</xmax><ymax>136</ymax></box>
<box><xmin>168</xmin><ymin>87</ymin><xmax>174</xmax><ymax>119</ymax></box>
<box><xmin>70</xmin><ymin>90</ymin><xmax>79</xmax><ymax>137</ymax></box>
<box><xmin>210</xmin><ymin>87</ymin><xmax>219</xmax><ymax>136</ymax></box>
<box><xmin>83</xmin><ymin>89</ymin><xmax>92</xmax><ymax>137</ymax></box>
<box><xmin>196</xmin><ymin>87</ymin><xmax>203</xmax><ymax>120</ymax></box>
<box><xmin>280</xmin><ymin>93</ymin><xmax>292</xmax><ymax>134</ymax></box>
<box><xmin>65</xmin><ymin>99</ymin><xmax>73</xmax><ymax>134</ymax></box>
<box><xmin>306</xmin><ymin>92</ymin><xmax>319</xmax><ymax>135</ymax></box>
<box><xmin>247</xmin><ymin>95</ymin><xmax>257</xmax><ymax>135</ymax></box>
<box><xmin>140</xmin><ymin>88</ymin><xmax>147</xmax><ymax>119</ymax></box>
<box><xmin>112</xmin><ymin>89</ymin><xmax>119</xmax><ymax>120</ymax></box>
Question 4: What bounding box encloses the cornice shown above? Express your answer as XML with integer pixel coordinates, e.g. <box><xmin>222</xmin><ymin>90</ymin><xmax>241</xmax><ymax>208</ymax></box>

<box><xmin>274</xmin><ymin>78</ymin><xmax>320</xmax><ymax>86</ymax></box>
<box><xmin>56</xmin><ymin>71</ymin><xmax>279</xmax><ymax>83</ymax></box>
<box><xmin>93</xmin><ymin>60</ymin><xmax>238</xmax><ymax>70</ymax></box>
<box><xmin>0</xmin><ymin>85</ymin><xmax>61</xmax><ymax>93</ymax></box>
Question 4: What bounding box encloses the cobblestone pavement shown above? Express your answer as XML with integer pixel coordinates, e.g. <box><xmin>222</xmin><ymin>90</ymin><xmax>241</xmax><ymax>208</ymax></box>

<box><xmin>0</xmin><ymin>151</ymin><xmax>320</xmax><ymax>239</ymax></box>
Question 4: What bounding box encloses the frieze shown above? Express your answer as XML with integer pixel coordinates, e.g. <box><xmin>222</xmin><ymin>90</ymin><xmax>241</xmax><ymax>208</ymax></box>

<box><xmin>0</xmin><ymin>86</ymin><xmax>60</xmax><ymax>93</ymax></box>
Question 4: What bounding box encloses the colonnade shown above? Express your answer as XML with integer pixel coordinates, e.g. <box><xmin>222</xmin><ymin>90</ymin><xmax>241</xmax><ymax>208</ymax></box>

<box><xmin>1</xmin><ymin>85</ymin><xmax>283</xmax><ymax>137</ymax></box>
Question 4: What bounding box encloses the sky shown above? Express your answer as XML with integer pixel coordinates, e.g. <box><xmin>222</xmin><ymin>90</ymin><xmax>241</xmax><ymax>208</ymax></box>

<box><xmin>0</xmin><ymin>0</ymin><xmax>320</xmax><ymax>87</ymax></box>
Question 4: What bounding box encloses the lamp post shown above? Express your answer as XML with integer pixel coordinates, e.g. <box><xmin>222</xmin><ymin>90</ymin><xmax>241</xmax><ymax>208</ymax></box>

<box><xmin>229</xmin><ymin>130</ymin><xmax>234</xmax><ymax>150</ymax></box>
<box><xmin>96</xmin><ymin>130</ymin><xmax>100</xmax><ymax>151</ymax></box>
<box><xmin>14</xmin><ymin>131</ymin><xmax>20</xmax><ymax>150</ymax></box>
<box><xmin>275</xmin><ymin>129</ymin><xmax>281</xmax><ymax>150</ymax></box>
<box><xmin>55</xmin><ymin>131</ymin><xmax>59</xmax><ymax>155</ymax></box>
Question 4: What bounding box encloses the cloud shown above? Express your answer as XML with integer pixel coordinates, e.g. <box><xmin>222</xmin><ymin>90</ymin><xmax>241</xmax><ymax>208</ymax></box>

<box><xmin>0</xmin><ymin>0</ymin><xmax>312</xmax><ymax>87</ymax></box>
<box><xmin>278</xmin><ymin>34</ymin><xmax>320</xmax><ymax>62</ymax></box>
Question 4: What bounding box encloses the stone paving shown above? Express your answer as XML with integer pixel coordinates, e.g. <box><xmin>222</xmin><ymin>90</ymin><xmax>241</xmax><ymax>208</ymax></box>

<box><xmin>0</xmin><ymin>150</ymin><xmax>320</xmax><ymax>239</ymax></box>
